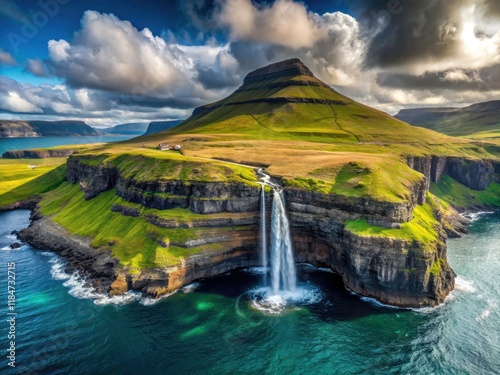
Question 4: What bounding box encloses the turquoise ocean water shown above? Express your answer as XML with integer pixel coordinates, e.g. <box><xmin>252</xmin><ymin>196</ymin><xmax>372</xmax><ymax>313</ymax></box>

<box><xmin>0</xmin><ymin>135</ymin><xmax>135</xmax><ymax>156</ymax></box>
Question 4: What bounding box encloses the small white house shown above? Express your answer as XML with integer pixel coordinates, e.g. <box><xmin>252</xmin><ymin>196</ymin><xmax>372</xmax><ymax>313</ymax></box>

<box><xmin>157</xmin><ymin>143</ymin><xmax>170</xmax><ymax>151</ymax></box>
<box><xmin>174</xmin><ymin>144</ymin><xmax>182</xmax><ymax>150</ymax></box>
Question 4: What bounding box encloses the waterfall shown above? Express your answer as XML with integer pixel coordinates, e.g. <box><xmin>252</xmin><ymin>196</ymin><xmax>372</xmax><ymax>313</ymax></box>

<box><xmin>260</xmin><ymin>184</ymin><xmax>267</xmax><ymax>286</ymax></box>
<box><xmin>270</xmin><ymin>189</ymin><xmax>296</xmax><ymax>293</ymax></box>
<box><xmin>258</xmin><ymin>169</ymin><xmax>296</xmax><ymax>294</ymax></box>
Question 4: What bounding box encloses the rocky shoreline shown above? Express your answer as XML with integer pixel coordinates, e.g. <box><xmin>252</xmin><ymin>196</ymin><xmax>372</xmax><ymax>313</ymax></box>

<box><xmin>13</xmin><ymin>200</ymin><xmax>486</xmax><ymax>307</ymax></box>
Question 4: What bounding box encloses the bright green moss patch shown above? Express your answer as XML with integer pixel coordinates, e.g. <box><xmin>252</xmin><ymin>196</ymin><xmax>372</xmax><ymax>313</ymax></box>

<box><xmin>429</xmin><ymin>258</ymin><xmax>446</xmax><ymax>276</ymax></box>
<box><xmin>430</xmin><ymin>174</ymin><xmax>500</xmax><ymax>210</ymax></box>
<box><xmin>344</xmin><ymin>203</ymin><xmax>440</xmax><ymax>250</ymax></box>
<box><xmin>0</xmin><ymin>163</ymin><xmax>66</xmax><ymax>207</ymax></box>
<box><xmin>39</xmin><ymin>184</ymin><xmax>245</xmax><ymax>271</ymax></box>
<box><xmin>0</xmin><ymin>158</ymin><xmax>66</xmax><ymax>195</ymax></box>
<box><xmin>285</xmin><ymin>177</ymin><xmax>331</xmax><ymax>193</ymax></box>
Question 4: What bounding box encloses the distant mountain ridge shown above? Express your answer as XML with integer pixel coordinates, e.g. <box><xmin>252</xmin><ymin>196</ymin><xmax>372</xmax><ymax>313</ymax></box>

<box><xmin>97</xmin><ymin>122</ymin><xmax>150</xmax><ymax>135</ymax></box>
<box><xmin>144</xmin><ymin>120</ymin><xmax>183</xmax><ymax>135</ymax></box>
<box><xmin>0</xmin><ymin>120</ymin><xmax>97</xmax><ymax>138</ymax></box>
<box><xmin>395</xmin><ymin>100</ymin><xmax>500</xmax><ymax>137</ymax></box>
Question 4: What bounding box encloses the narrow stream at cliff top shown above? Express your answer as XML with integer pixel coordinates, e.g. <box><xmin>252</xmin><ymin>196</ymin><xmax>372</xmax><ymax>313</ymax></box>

<box><xmin>1</xmin><ymin>209</ymin><xmax>500</xmax><ymax>374</ymax></box>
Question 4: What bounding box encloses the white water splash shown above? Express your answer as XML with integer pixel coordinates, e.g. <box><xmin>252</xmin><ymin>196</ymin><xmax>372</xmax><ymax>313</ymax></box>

<box><xmin>43</xmin><ymin>252</ymin><xmax>141</xmax><ymax>305</ymax></box>
<box><xmin>461</xmin><ymin>211</ymin><xmax>495</xmax><ymax>222</ymax></box>
<box><xmin>182</xmin><ymin>282</ymin><xmax>201</xmax><ymax>293</ymax></box>
<box><xmin>476</xmin><ymin>299</ymin><xmax>497</xmax><ymax>322</ymax></box>
<box><xmin>455</xmin><ymin>276</ymin><xmax>477</xmax><ymax>293</ymax></box>
<box><xmin>248</xmin><ymin>285</ymin><xmax>322</xmax><ymax>315</ymax></box>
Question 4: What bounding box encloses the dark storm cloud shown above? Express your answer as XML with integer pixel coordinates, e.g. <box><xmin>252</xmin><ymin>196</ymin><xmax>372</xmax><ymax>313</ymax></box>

<box><xmin>379</xmin><ymin>64</ymin><xmax>500</xmax><ymax>92</ymax></box>
<box><xmin>358</xmin><ymin>0</ymin><xmax>468</xmax><ymax>69</ymax></box>
<box><xmin>229</xmin><ymin>41</ymin><xmax>292</xmax><ymax>74</ymax></box>
<box><xmin>196</xmin><ymin>65</ymin><xmax>241</xmax><ymax>90</ymax></box>
<box><xmin>114</xmin><ymin>94</ymin><xmax>204</xmax><ymax>109</ymax></box>
<box><xmin>483</xmin><ymin>0</ymin><xmax>500</xmax><ymax>16</ymax></box>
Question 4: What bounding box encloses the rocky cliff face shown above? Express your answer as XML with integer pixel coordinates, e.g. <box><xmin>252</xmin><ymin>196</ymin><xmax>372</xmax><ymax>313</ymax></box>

<box><xmin>407</xmin><ymin>155</ymin><xmax>496</xmax><ymax>191</ymax></box>
<box><xmin>144</xmin><ymin>120</ymin><xmax>183</xmax><ymax>135</ymax></box>
<box><xmin>14</xmin><ymin>153</ymin><xmax>473</xmax><ymax>307</ymax></box>
<box><xmin>243</xmin><ymin>58</ymin><xmax>315</xmax><ymax>84</ymax></box>
<box><xmin>288</xmin><ymin>190</ymin><xmax>454</xmax><ymax>307</ymax></box>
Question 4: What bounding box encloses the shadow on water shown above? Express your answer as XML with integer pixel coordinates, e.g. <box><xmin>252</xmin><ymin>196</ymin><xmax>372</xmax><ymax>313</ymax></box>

<box><xmin>192</xmin><ymin>265</ymin><xmax>403</xmax><ymax>323</ymax></box>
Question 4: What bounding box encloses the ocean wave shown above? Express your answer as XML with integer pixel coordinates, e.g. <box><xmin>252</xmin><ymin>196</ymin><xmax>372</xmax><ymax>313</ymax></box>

<box><xmin>138</xmin><ymin>282</ymin><xmax>201</xmax><ymax>306</ymax></box>
<box><xmin>455</xmin><ymin>276</ymin><xmax>477</xmax><ymax>293</ymax></box>
<box><xmin>476</xmin><ymin>299</ymin><xmax>497</xmax><ymax>322</ymax></box>
<box><xmin>139</xmin><ymin>291</ymin><xmax>178</xmax><ymax>306</ymax></box>
<box><xmin>45</xmin><ymin>252</ymin><xmax>141</xmax><ymax>306</ymax></box>
<box><xmin>358</xmin><ymin>296</ymin><xmax>403</xmax><ymax>310</ymax></box>
<box><xmin>461</xmin><ymin>211</ymin><xmax>495</xmax><ymax>222</ymax></box>
<box><xmin>345</xmin><ymin>287</ymin><xmax>403</xmax><ymax>310</ymax></box>
<box><xmin>182</xmin><ymin>282</ymin><xmax>201</xmax><ymax>293</ymax></box>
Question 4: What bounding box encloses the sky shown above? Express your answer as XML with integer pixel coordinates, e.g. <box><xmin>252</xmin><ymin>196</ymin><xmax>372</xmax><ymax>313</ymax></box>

<box><xmin>0</xmin><ymin>0</ymin><xmax>500</xmax><ymax>127</ymax></box>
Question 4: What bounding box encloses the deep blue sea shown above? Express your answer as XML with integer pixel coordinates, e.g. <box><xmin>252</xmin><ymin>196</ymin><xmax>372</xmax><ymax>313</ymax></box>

<box><xmin>0</xmin><ymin>135</ymin><xmax>135</xmax><ymax>156</ymax></box>
<box><xmin>0</xmin><ymin>210</ymin><xmax>499</xmax><ymax>375</ymax></box>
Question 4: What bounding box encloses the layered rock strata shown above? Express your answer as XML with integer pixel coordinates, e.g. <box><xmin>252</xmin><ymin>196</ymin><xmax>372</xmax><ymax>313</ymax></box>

<box><xmin>18</xmin><ymin>152</ymin><xmax>496</xmax><ymax>307</ymax></box>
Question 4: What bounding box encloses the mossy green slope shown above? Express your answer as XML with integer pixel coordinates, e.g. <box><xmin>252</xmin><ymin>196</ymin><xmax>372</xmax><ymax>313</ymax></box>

<box><xmin>430</xmin><ymin>174</ymin><xmax>500</xmax><ymax>210</ymax></box>
<box><xmin>141</xmin><ymin>60</ymin><xmax>455</xmax><ymax>146</ymax></box>
<box><xmin>0</xmin><ymin>161</ymin><xmax>66</xmax><ymax>207</ymax></box>
<box><xmin>39</xmin><ymin>183</ymin><xmax>244</xmax><ymax>272</ymax></box>
<box><xmin>395</xmin><ymin>101</ymin><xmax>500</xmax><ymax>138</ymax></box>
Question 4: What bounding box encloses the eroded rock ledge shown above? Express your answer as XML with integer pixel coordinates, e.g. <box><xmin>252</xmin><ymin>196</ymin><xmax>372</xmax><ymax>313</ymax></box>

<box><xmin>17</xmin><ymin>153</ymin><xmax>497</xmax><ymax>307</ymax></box>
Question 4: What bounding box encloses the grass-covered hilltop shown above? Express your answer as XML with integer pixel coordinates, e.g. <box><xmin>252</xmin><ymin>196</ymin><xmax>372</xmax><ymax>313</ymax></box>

<box><xmin>2</xmin><ymin>58</ymin><xmax>499</xmax><ymax>307</ymax></box>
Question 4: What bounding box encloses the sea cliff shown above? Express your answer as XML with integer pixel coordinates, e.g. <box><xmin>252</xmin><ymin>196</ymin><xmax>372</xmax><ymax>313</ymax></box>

<box><xmin>16</xmin><ymin>152</ymin><xmax>497</xmax><ymax>307</ymax></box>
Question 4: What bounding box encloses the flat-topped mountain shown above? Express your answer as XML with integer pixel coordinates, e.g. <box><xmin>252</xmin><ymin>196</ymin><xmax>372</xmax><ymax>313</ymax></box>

<box><xmin>243</xmin><ymin>58</ymin><xmax>315</xmax><ymax>83</ymax></box>
<box><xmin>395</xmin><ymin>101</ymin><xmax>500</xmax><ymax>138</ymax></box>
<box><xmin>0</xmin><ymin>120</ymin><xmax>97</xmax><ymax>138</ymax></box>
<box><xmin>160</xmin><ymin>59</ymin><xmax>453</xmax><ymax>145</ymax></box>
